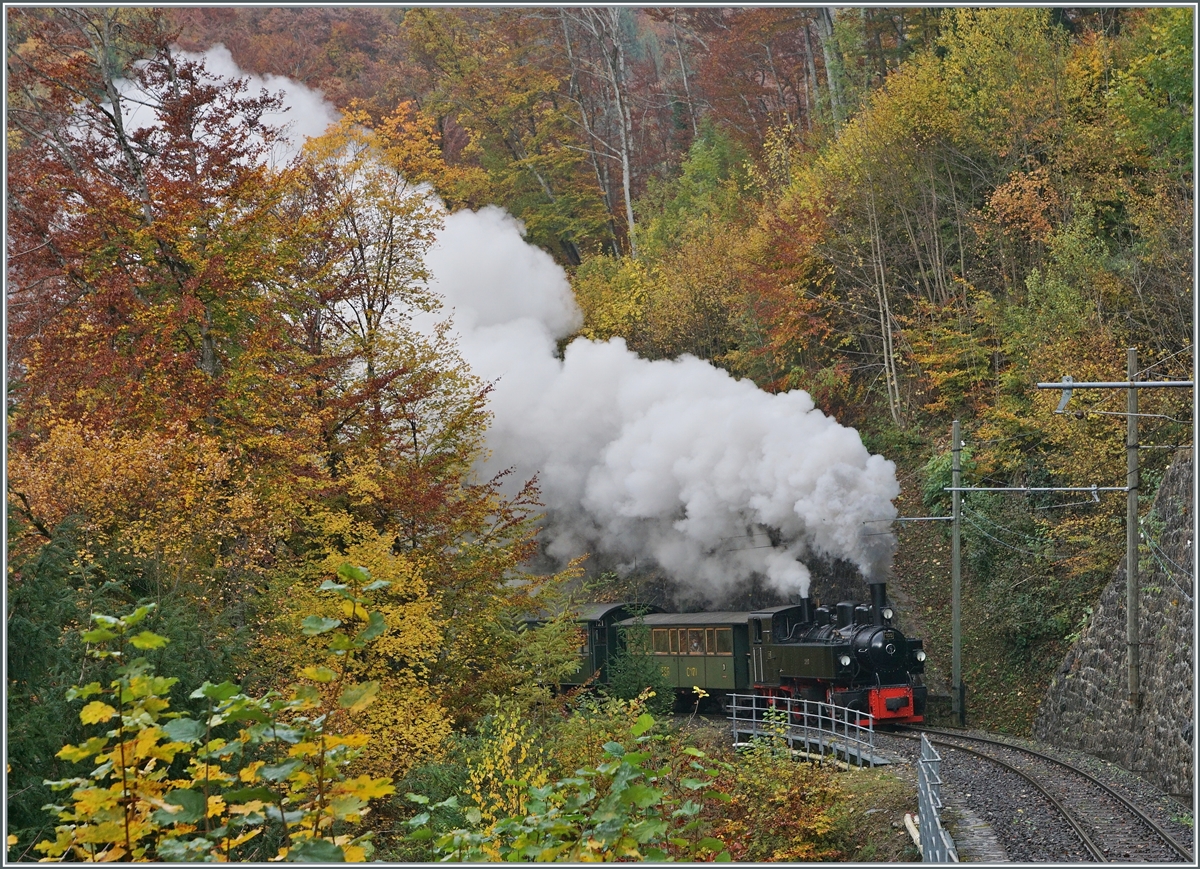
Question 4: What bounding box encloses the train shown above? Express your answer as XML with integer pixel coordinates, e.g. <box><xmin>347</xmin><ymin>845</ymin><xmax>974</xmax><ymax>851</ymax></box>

<box><xmin>552</xmin><ymin>581</ymin><xmax>927</xmax><ymax>725</ymax></box>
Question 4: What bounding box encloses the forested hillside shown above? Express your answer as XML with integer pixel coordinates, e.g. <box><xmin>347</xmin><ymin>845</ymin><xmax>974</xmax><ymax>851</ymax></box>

<box><xmin>6</xmin><ymin>6</ymin><xmax>1192</xmax><ymax>861</ymax></box>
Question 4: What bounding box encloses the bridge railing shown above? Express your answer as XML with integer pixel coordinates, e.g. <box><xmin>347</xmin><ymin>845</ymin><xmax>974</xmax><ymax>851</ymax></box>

<box><xmin>917</xmin><ymin>733</ymin><xmax>959</xmax><ymax>862</ymax></box>
<box><xmin>726</xmin><ymin>694</ymin><xmax>879</xmax><ymax>767</ymax></box>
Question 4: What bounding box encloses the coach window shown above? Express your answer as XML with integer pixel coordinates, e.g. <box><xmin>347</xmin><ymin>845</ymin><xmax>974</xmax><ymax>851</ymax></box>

<box><xmin>715</xmin><ymin>628</ymin><xmax>733</xmax><ymax>654</ymax></box>
<box><xmin>668</xmin><ymin>629</ymin><xmax>680</xmax><ymax>654</ymax></box>
<box><xmin>651</xmin><ymin>629</ymin><xmax>669</xmax><ymax>654</ymax></box>
<box><xmin>752</xmin><ymin>619</ymin><xmax>762</xmax><ymax>643</ymax></box>
<box><xmin>705</xmin><ymin>628</ymin><xmax>715</xmax><ymax>654</ymax></box>
<box><xmin>688</xmin><ymin>629</ymin><xmax>704</xmax><ymax>654</ymax></box>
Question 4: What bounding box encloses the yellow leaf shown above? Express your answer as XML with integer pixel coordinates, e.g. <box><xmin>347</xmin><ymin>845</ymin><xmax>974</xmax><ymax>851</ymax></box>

<box><xmin>325</xmin><ymin>733</ymin><xmax>370</xmax><ymax>750</ymax></box>
<box><xmin>70</xmin><ymin>787</ymin><xmax>122</xmax><ymax>818</ymax></box>
<box><xmin>341</xmin><ymin>774</ymin><xmax>395</xmax><ymax>801</ymax></box>
<box><xmin>80</xmin><ymin>701</ymin><xmax>117</xmax><ymax>725</ymax></box>
<box><xmin>227</xmin><ymin>828</ymin><xmax>262</xmax><ymax>849</ymax></box>
<box><xmin>299</xmin><ymin>665</ymin><xmax>338</xmax><ymax>683</ymax></box>
<box><xmin>207</xmin><ymin>795</ymin><xmax>226</xmax><ymax>818</ymax></box>
<box><xmin>76</xmin><ymin>820</ymin><xmax>126</xmax><ymax>844</ymax></box>
<box><xmin>228</xmin><ymin>800</ymin><xmax>265</xmax><ymax>816</ymax></box>
<box><xmin>342</xmin><ymin>844</ymin><xmax>367</xmax><ymax>862</ymax></box>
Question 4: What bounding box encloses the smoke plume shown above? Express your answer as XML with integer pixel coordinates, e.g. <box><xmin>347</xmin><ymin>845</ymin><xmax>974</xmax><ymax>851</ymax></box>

<box><xmin>422</xmin><ymin>207</ymin><xmax>899</xmax><ymax>598</ymax></box>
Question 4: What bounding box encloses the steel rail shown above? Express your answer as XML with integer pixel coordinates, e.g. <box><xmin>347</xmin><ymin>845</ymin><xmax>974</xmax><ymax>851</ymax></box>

<box><xmin>892</xmin><ymin>730</ymin><xmax>1107</xmax><ymax>862</ymax></box>
<box><xmin>913</xmin><ymin>727</ymin><xmax>1194</xmax><ymax>863</ymax></box>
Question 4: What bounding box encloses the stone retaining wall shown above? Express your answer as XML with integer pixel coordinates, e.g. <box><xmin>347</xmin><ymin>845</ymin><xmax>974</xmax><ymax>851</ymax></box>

<box><xmin>1032</xmin><ymin>450</ymin><xmax>1194</xmax><ymax>798</ymax></box>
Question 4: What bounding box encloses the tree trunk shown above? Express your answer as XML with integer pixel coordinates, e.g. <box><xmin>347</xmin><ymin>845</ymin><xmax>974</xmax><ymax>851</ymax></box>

<box><xmin>815</xmin><ymin>7</ymin><xmax>845</xmax><ymax>125</ymax></box>
<box><xmin>866</xmin><ymin>188</ymin><xmax>901</xmax><ymax>426</ymax></box>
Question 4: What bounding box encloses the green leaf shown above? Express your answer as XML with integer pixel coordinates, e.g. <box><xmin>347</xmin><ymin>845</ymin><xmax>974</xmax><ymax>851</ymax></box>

<box><xmin>224</xmin><ymin>786</ymin><xmax>277</xmax><ymax>803</ymax></box>
<box><xmin>338</xmin><ymin>680</ymin><xmax>380</xmax><ymax>713</ymax></box>
<box><xmin>162</xmin><ymin>718</ymin><xmax>205</xmax><ymax>743</ymax></box>
<box><xmin>362</xmin><ymin>579</ymin><xmax>391</xmax><ymax>591</ymax></box>
<box><xmin>406</xmin><ymin>828</ymin><xmax>434</xmax><ymax>841</ymax></box>
<box><xmin>630</xmin><ymin>713</ymin><xmax>655</xmax><ymax>737</ymax></box>
<box><xmin>223</xmin><ymin>703</ymin><xmax>268</xmax><ymax>724</ymax></box>
<box><xmin>192</xmin><ymin>681</ymin><xmax>240</xmax><ymax>703</ymax></box>
<box><xmin>715</xmin><ymin>850</ymin><xmax>733</xmax><ymax>861</ymax></box>
<box><xmin>336</xmin><ymin>563</ymin><xmax>371</xmax><ymax>585</ymax></box>
<box><xmin>287</xmin><ymin>838</ymin><xmax>345</xmax><ymax>862</ymax></box>
<box><xmin>157</xmin><ymin>837</ymin><xmax>214</xmax><ymax>861</ymax></box>
<box><xmin>260</xmin><ymin>759</ymin><xmax>304</xmax><ymax>782</ymax></box>
<box><xmin>81</xmin><ymin>628</ymin><xmax>117</xmax><ymax>644</ymax></box>
<box><xmin>263</xmin><ymin>805</ymin><xmax>305</xmax><ymax>825</ymax></box>
<box><xmin>621</xmin><ymin>784</ymin><xmax>661</xmax><ymax>808</ymax></box>
<box><xmin>129</xmin><ymin>630</ymin><xmax>169</xmax><ymax>650</ymax></box>
<box><xmin>301</xmin><ymin>616</ymin><xmax>341</xmax><ymax>636</ymax></box>
<box><xmin>318</xmin><ymin>580</ymin><xmax>347</xmax><ymax>591</ymax></box>
<box><xmin>152</xmin><ymin>788</ymin><xmax>206</xmax><ymax>825</ymax></box>
<box><xmin>122</xmin><ymin>604</ymin><xmax>156</xmax><ymax>627</ymax></box>
<box><xmin>406</xmin><ymin>812</ymin><xmax>431</xmax><ymax>827</ymax></box>
<box><xmin>682</xmin><ymin>746</ymin><xmax>706</xmax><ymax>757</ymax></box>
<box><xmin>602</xmin><ymin>741</ymin><xmax>625</xmax><ymax>757</ymax></box>
<box><xmin>66</xmin><ymin>682</ymin><xmax>103</xmax><ymax>701</ymax></box>
<box><xmin>354</xmin><ymin>611</ymin><xmax>386</xmax><ymax>644</ymax></box>
<box><xmin>406</xmin><ymin>793</ymin><xmax>430</xmax><ymax>805</ymax></box>
<box><xmin>695</xmin><ymin>837</ymin><xmax>725</xmax><ymax>854</ymax></box>
<box><xmin>261</xmin><ymin>724</ymin><xmax>303</xmax><ymax>744</ymax></box>
<box><xmin>680</xmin><ymin>777</ymin><xmax>707</xmax><ymax>791</ymax></box>
<box><xmin>293</xmin><ymin>684</ymin><xmax>320</xmax><ymax>705</ymax></box>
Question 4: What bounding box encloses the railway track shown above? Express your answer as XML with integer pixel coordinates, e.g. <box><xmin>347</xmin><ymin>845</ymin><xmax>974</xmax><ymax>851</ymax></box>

<box><xmin>895</xmin><ymin>727</ymin><xmax>1194</xmax><ymax>863</ymax></box>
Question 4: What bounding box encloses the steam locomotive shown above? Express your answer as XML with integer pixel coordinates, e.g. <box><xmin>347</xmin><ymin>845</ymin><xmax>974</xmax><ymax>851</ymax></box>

<box><xmin>557</xmin><ymin>581</ymin><xmax>927</xmax><ymax>725</ymax></box>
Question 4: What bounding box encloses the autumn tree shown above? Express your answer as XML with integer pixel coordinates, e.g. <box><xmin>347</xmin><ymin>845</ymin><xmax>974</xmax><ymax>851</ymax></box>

<box><xmin>6</xmin><ymin>6</ymin><xmax>311</xmax><ymax>587</ymax></box>
<box><xmin>7</xmin><ymin>5</ymin><xmax>571</xmax><ymax>805</ymax></box>
<box><xmin>399</xmin><ymin>7</ymin><xmax>610</xmax><ymax>264</ymax></box>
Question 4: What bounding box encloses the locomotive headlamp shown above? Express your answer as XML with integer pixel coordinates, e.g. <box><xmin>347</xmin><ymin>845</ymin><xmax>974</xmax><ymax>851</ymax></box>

<box><xmin>838</xmin><ymin>654</ymin><xmax>851</xmax><ymax>667</ymax></box>
<box><xmin>881</xmin><ymin>607</ymin><xmax>894</xmax><ymax>621</ymax></box>
<box><xmin>915</xmin><ymin>650</ymin><xmax>927</xmax><ymax>662</ymax></box>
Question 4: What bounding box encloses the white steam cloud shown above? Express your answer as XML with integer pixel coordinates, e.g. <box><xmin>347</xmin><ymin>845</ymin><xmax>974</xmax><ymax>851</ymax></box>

<box><xmin>112</xmin><ymin>45</ymin><xmax>339</xmax><ymax>166</ymax></box>
<box><xmin>180</xmin><ymin>45</ymin><xmax>340</xmax><ymax>164</ymax></box>
<box><xmin>422</xmin><ymin>207</ymin><xmax>900</xmax><ymax>598</ymax></box>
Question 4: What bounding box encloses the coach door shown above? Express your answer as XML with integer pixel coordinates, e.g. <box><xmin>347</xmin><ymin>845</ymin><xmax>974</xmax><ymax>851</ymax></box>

<box><xmin>593</xmin><ymin>623</ymin><xmax>609</xmax><ymax>678</ymax></box>
<box><xmin>750</xmin><ymin>618</ymin><xmax>765</xmax><ymax>682</ymax></box>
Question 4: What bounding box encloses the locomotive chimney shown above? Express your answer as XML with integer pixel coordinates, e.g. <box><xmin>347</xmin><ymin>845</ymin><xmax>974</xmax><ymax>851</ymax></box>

<box><xmin>797</xmin><ymin>595</ymin><xmax>816</xmax><ymax>624</ymax></box>
<box><xmin>869</xmin><ymin>582</ymin><xmax>888</xmax><ymax>627</ymax></box>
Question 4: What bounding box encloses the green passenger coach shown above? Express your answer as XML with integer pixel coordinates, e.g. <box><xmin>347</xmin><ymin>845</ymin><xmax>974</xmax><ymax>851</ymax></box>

<box><xmin>615</xmin><ymin>612</ymin><xmax>751</xmax><ymax>698</ymax></box>
<box><xmin>555</xmin><ymin>603</ymin><xmax>661</xmax><ymax>686</ymax></box>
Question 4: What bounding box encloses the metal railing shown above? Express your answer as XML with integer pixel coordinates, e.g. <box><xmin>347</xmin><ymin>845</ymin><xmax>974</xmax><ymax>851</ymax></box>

<box><xmin>727</xmin><ymin>694</ymin><xmax>880</xmax><ymax>767</ymax></box>
<box><xmin>917</xmin><ymin>733</ymin><xmax>959</xmax><ymax>862</ymax></box>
